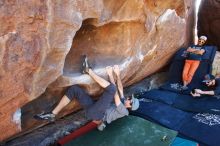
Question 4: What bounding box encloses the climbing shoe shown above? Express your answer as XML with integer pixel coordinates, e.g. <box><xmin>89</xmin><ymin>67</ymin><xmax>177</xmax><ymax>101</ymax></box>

<box><xmin>34</xmin><ymin>112</ymin><xmax>55</xmax><ymax>122</ymax></box>
<box><xmin>82</xmin><ymin>55</ymin><xmax>91</xmax><ymax>74</ymax></box>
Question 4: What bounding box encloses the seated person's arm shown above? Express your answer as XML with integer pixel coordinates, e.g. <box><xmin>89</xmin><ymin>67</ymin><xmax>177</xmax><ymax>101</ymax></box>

<box><xmin>195</xmin><ymin>89</ymin><xmax>215</xmax><ymax>96</ymax></box>
<box><xmin>186</xmin><ymin>47</ymin><xmax>197</xmax><ymax>52</ymax></box>
<box><xmin>200</xmin><ymin>90</ymin><xmax>215</xmax><ymax>95</ymax></box>
<box><xmin>194</xmin><ymin>49</ymin><xmax>205</xmax><ymax>55</ymax></box>
<box><xmin>200</xmin><ymin>49</ymin><xmax>206</xmax><ymax>55</ymax></box>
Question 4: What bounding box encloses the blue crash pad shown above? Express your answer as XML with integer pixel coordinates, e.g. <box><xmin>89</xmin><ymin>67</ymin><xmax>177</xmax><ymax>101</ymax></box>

<box><xmin>143</xmin><ymin>89</ymin><xmax>220</xmax><ymax>114</ymax></box>
<box><xmin>131</xmin><ymin>100</ymin><xmax>220</xmax><ymax>146</ymax></box>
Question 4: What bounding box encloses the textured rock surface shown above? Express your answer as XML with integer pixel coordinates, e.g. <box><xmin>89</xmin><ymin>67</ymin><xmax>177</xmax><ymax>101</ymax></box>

<box><xmin>198</xmin><ymin>0</ymin><xmax>220</xmax><ymax>50</ymax></box>
<box><xmin>0</xmin><ymin>0</ymin><xmax>194</xmax><ymax>141</ymax></box>
<box><xmin>6</xmin><ymin>110</ymin><xmax>89</xmax><ymax>146</ymax></box>
<box><xmin>212</xmin><ymin>51</ymin><xmax>220</xmax><ymax>77</ymax></box>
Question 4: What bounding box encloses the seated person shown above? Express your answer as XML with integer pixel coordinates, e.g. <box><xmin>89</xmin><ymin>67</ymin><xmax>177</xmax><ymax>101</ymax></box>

<box><xmin>182</xmin><ymin>36</ymin><xmax>207</xmax><ymax>90</ymax></box>
<box><xmin>191</xmin><ymin>74</ymin><xmax>220</xmax><ymax>97</ymax></box>
<box><xmin>34</xmin><ymin>57</ymin><xmax>139</xmax><ymax>131</ymax></box>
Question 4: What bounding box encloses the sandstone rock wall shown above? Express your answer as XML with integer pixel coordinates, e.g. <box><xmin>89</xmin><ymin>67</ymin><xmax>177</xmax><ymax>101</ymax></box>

<box><xmin>198</xmin><ymin>0</ymin><xmax>220</xmax><ymax>50</ymax></box>
<box><xmin>212</xmin><ymin>51</ymin><xmax>220</xmax><ymax>77</ymax></box>
<box><xmin>0</xmin><ymin>0</ymin><xmax>194</xmax><ymax>141</ymax></box>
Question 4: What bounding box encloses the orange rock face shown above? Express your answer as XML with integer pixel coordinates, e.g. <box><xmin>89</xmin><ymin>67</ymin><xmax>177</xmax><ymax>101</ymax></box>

<box><xmin>0</xmin><ymin>0</ymin><xmax>194</xmax><ymax>141</ymax></box>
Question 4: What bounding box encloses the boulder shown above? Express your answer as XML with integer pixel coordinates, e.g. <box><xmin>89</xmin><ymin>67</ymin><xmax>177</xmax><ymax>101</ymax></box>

<box><xmin>198</xmin><ymin>0</ymin><xmax>220</xmax><ymax>50</ymax></box>
<box><xmin>0</xmin><ymin>0</ymin><xmax>195</xmax><ymax>141</ymax></box>
<box><xmin>212</xmin><ymin>51</ymin><xmax>220</xmax><ymax>77</ymax></box>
